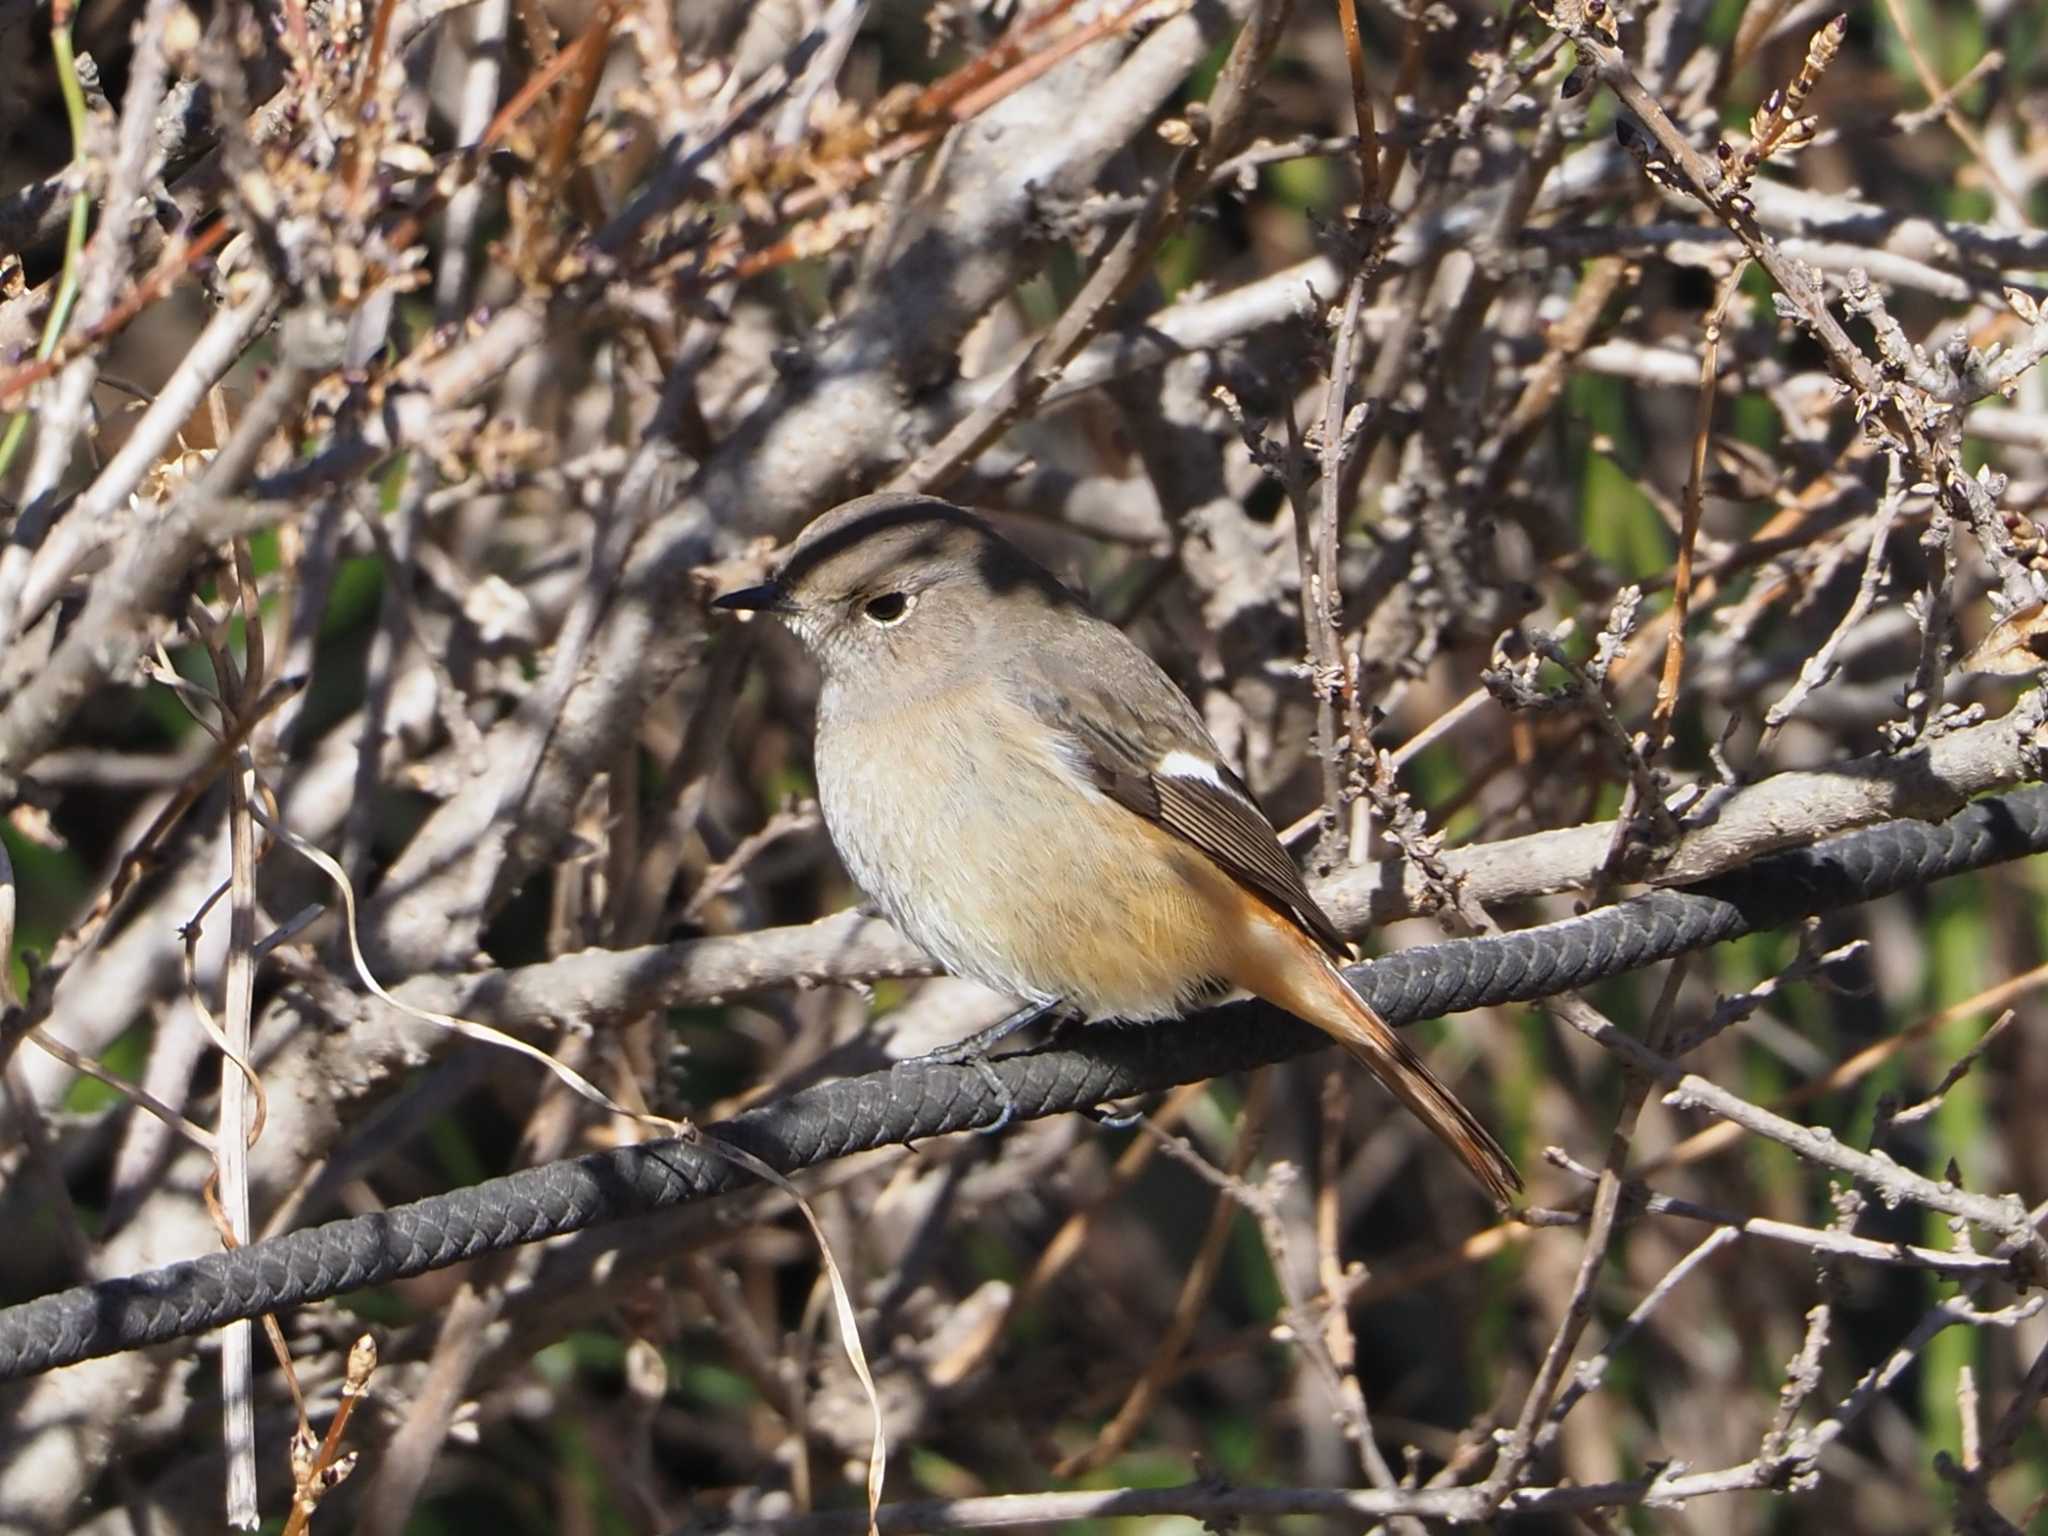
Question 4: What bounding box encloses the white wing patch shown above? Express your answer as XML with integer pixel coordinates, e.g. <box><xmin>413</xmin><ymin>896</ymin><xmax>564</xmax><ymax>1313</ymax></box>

<box><xmin>1158</xmin><ymin>749</ymin><xmax>1226</xmax><ymax>787</ymax></box>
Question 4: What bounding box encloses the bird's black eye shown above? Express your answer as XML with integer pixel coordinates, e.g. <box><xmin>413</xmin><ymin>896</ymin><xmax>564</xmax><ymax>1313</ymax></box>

<box><xmin>862</xmin><ymin>591</ymin><xmax>913</xmax><ymax>625</ymax></box>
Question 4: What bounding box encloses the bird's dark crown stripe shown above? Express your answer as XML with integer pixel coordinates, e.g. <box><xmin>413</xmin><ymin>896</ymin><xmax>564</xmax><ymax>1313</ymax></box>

<box><xmin>776</xmin><ymin>497</ymin><xmax>981</xmax><ymax>589</ymax></box>
<box><xmin>774</xmin><ymin>495</ymin><xmax>1080</xmax><ymax>609</ymax></box>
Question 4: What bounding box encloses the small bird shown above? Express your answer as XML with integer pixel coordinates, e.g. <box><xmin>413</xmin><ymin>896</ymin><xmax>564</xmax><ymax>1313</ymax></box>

<box><xmin>715</xmin><ymin>492</ymin><xmax>1520</xmax><ymax>1208</ymax></box>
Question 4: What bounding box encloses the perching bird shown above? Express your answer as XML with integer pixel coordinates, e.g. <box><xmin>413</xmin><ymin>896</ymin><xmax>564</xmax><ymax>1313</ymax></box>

<box><xmin>715</xmin><ymin>492</ymin><xmax>1519</xmax><ymax>1208</ymax></box>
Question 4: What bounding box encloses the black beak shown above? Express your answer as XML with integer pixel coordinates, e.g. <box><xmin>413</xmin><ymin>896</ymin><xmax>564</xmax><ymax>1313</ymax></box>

<box><xmin>713</xmin><ymin>582</ymin><xmax>788</xmax><ymax>614</ymax></box>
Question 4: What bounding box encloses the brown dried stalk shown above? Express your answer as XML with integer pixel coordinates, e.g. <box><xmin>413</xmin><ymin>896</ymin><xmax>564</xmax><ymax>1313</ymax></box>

<box><xmin>1717</xmin><ymin>14</ymin><xmax>1845</xmax><ymax>197</ymax></box>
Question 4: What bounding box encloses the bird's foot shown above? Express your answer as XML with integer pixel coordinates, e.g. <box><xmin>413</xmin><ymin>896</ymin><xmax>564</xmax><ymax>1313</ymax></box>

<box><xmin>905</xmin><ymin>998</ymin><xmax>1067</xmax><ymax>1134</ymax></box>
<box><xmin>1082</xmin><ymin>1100</ymin><xmax>1146</xmax><ymax>1131</ymax></box>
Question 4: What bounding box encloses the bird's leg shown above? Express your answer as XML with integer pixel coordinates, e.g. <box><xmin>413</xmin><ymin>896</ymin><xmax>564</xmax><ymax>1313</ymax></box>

<box><xmin>923</xmin><ymin>998</ymin><xmax>1066</xmax><ymax>1062</ymax></box>
<box><xmin>907</xmin><ymin>998</ymin><xmax>1068</xmax><ymax>1134</ymax></box>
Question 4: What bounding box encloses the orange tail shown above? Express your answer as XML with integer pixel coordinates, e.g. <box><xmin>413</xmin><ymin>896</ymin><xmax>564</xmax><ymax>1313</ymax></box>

<box><xmin>1233</xmin><ymin>918</ymin><xmax>1521</xmax><ymax>1209</ymax></box>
